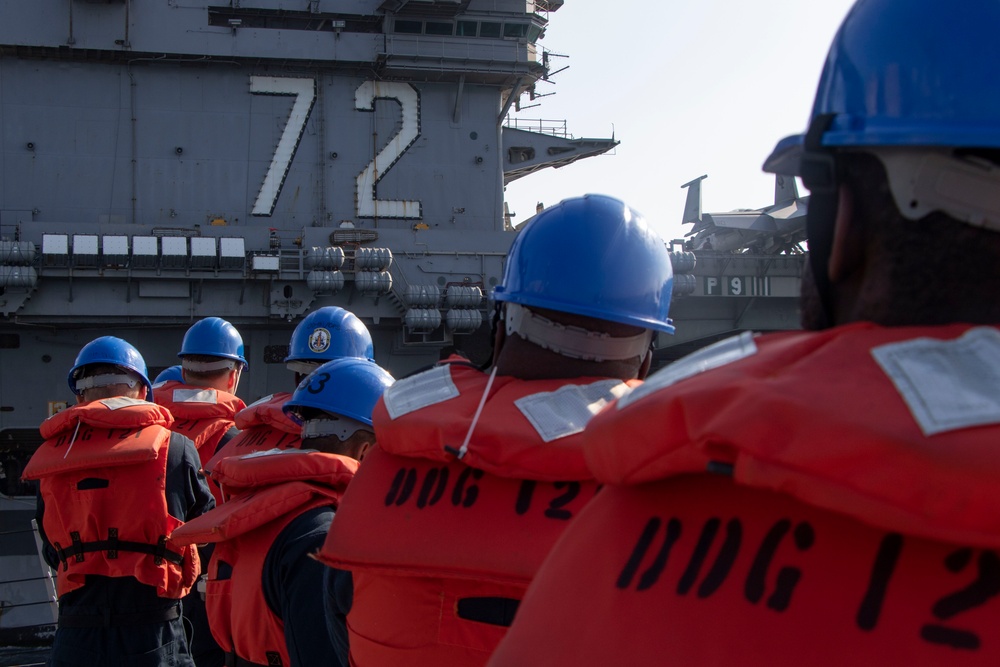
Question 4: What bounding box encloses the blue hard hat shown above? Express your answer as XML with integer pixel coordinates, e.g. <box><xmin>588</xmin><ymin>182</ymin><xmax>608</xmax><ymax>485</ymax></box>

<box><xmin>154</xmin><ymin>365</ymin><xmax>184</xmax><ymax>384</ymax></box>
<box><xmin>493</xmin><ymin>194</ymin><xmax>674</xmax><ymax>334</ymax></box>
<box><xmin>179</xmin><ymin>317</ymin><xmax>247</xmax><ymax>368</ymax></box>
<box><xmin>68</xmin><ymin>336</ymin><xmax>153</xmax><ymax>399</ymax></box>
<box><xmin>283</xmin><ymin>358</ymin><xmax>394</xmax><ymax>426</ymax></box>
<box><xmin>285</xmin><ymin>307</ymin><xmax>374</xmax><ymax>364</ymax></box>
<box><xmin>765</xmin><ymin>0</ymin><xmax>1000</xmax><ymax>175</ymax></box>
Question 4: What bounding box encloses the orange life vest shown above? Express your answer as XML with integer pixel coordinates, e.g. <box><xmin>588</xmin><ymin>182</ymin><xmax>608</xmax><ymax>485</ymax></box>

<box><xmin>154</xmin><ymin>381</ymin><xmax>246</xmax><ymax>503</ymax></box>
<box><xmin>490</xmin><ymin>323</ymin><xmax>1000</xmax><ymax>666</ymax></box>
<box><xmin>317</xmin><ymin>363</ymin><xmax>639</xmax><ymax>667</ymax></box>
<box><xmin>203</xmin><ymin>393</ymin><xmax>301</xmax><ymax>483</ymax></box>
<box><xmin>22</xmin><ymin>397</ymin><xmax>200</xmax><ymax>599</ymax></box>
<box><xmin>171</xmin><ymin>449</ymin><xmax>356</xmax><ymax>667</ymax></box>
<box><xmin>152</xmin><ymin>380</ymin><xmax>245</xmax><ymax>467</ymax></box>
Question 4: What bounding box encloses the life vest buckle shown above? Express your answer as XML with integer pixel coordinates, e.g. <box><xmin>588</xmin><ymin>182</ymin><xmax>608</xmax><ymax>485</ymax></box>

<box><xmin>107</xmin><ymin>527</ymin><xmax>119</xmax><ymax>559</ymax></box>
<box><xmin>70</xmin><ymin>531</ymin><xmax>85</xmax><ymax>563</ymax></box>
<box><xmin>153</xmin><ymin>535</ymin><xmax>167</xmax><ymax>565</ymax></box>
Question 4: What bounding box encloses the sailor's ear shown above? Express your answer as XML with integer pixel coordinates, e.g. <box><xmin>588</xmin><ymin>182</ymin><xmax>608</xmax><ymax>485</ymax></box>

<box><xmin>828</xmin><ymin>185</ymin><xmax>863</xmax><ymax>283</ymax></box>
<box><xmin>356</xmin><ymin>438</ymin><xmax>374</xmax><ymax>462</ymax></box>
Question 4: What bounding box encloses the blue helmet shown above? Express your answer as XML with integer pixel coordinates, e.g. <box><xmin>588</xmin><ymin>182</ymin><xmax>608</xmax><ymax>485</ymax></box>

<box><xmin>764</xmin><ymin>0</ymin><xmax>1000</xmax><ymax>175</ymax></box>
<box><xmin>68</xmin><ymin>336</ymin><xmax>153</xmax><ymax>399</ymax></box>
<box><xmin>285</xmin><ymin>307</ymin><xmax>374</xmax><ymax>367</ymax></box>
<box><xmin>154</xmin><ymin>365</ymin><xmax>184</xmax><ymax>384</ymax></box>
<box><xmin>179</xmin><ymin>317</ymin><xmax>247</xmax><ymax>368</ymax></box>
<box><xmin>283</xmin><ymin>358</ymin><xmax>394</xmax><ymax>427</ymax></box>
<box><xmin>493</xmin><ymin>194</ymin><xmax>674</xmax><ymax>334</ymax></box>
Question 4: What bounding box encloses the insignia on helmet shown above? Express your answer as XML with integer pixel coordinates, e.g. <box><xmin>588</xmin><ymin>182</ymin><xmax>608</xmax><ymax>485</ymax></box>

<box><xmin>308</xmin><ymin>328</ymin><xmax>331</xmax><ymax>353</ymax></box>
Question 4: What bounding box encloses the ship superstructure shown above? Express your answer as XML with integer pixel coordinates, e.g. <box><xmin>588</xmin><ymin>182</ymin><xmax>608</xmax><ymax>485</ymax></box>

<box><xmin>0</xmin><ymin>0</ymin><xmax>617</xmax><ymax>643</ymax></box>
<box><xmin>0</xmin><ymin>0</ymin><xmax>620</xmax><ymax>450</ymax></box>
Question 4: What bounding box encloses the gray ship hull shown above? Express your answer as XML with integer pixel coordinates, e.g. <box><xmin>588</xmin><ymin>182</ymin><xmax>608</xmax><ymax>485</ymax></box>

<box><xmin>0</xmin><ymin>0</ymin><xmax>620</xmax><ymax>646</ymax></box>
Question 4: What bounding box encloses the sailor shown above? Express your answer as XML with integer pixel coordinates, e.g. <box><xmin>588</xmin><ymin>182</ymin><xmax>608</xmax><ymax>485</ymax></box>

<box><xmin>317</xmin><ymin>194</ymin><xmax>675</xmax><ymax>666</ymax></box>
<box><xmin>153</xmin><ymin>317</ymin><xmax>248</xmax><ymax>502</ymax></box>
<box><xmin>22</xmin><ymin>336</ymin><xmax>214</xmax><ymax>667</ymax></box>
<box><xmin>154</xmin><ymin>365</ymin><xmax>185</xmax><ymax>384</ymax></box>
<box><xmin>488</xmin><ymin>1</ymin><xmax>1000</xmax><ymax>665</ymax></box>
<box><xmin>205</xmin><ymin>306</ymin><xmax>375</xmax><ymax>473</ymax></box>
<box><xmin>203</xmin><ymin>306</ymin><xmax>373</xmax><ymax>480</ymax></box>
<box><xmin>171</xmin><ymin>358</ymin><xmax>394</xmax><ymax>667</ymax></box>
<box><xmin>152</xmin><ymin>317</ymin><xmax>248</xmax><ymax>667</ymax></box>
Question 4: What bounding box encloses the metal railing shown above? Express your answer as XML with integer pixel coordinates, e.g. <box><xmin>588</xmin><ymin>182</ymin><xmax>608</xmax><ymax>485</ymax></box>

<box><xmin>502</xmin><ymin>117</ymin><xmax>571</xmax><ymax>138</ymax></box>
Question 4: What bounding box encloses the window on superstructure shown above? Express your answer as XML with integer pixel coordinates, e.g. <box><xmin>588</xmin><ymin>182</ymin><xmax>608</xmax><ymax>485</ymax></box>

<box><xmin>394</xmin><ymin>20</ymin><xmax>423</xmax><ymax>34</ymax></box>
<box><xmin>503</xmin><ymin>23</ymin><xmax>529</xmax><ymax>38</ymax></box>
<box><xmin>456</xmin><ymin>20</ymin><xmax>478</xmax><ymax>36</ymax></box>
<box><xmin>479</xmin><ymin>21</ymin><xmax>502</xmax><ymax>38</ymax></box>
<box><xmin>264</xmin><ymin>345</ymin><xmax>291</xmax><ymax>364</ymax></box>
<box><xmin>425</xmin><ymin>21</ymin><xmax>454</xmax><ymax>35</ymax></box>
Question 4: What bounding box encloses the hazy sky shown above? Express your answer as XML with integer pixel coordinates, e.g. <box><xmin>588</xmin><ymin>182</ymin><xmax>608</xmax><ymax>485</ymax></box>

<box><xmin>503</xmin><ymin>0</ymin><xmax>857</xmax><ymax>243</ymax></box>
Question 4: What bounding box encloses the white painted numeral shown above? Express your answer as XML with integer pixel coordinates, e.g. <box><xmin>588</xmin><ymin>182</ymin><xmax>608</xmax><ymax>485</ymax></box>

<box><xmin>251</xmin><ymin>76</ymin><xmax>316</xmax><ymax>217</ymax></box>
<box><xmin>355</xmin><ymin>81</ymin><xmax>422</xmax><ymax>219</ymax></box>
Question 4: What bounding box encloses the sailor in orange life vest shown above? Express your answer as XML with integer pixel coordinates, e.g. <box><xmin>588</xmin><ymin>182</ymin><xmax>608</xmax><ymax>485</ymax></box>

<box><xmin>488</xmin><ymin>2</ymin><xmax>1000</xmax><ymax>665</ymax></box>
<box><xmin>152</xmin><ymin>317</ymin><xmax>248</xmax><ymax>667</ymax></box>
<box><xmin>203</xmin><ymin>306</ymin><xmax>374</xmax><ymax>484</ymax></box>
<box><xmin>153</xmin><ymin>317</ymin><xmax>248</xmax><ymax>503</ymax></box>
<box><xmin>171</xmin><ymin>357</ymin><xmax>394</xmax><ymax>667</ymax></box>
<box><xmin>22</xmin><ymin>336</ymin><xmax>214</xmax><ymax>667</ymax></box>
<box><xmin>316</xmin><ymin>193</ymin><xmax>675</xmax><ymax>666</ymax></box>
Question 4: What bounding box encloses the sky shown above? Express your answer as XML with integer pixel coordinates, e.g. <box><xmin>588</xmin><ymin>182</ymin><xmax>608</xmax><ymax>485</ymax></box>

<box><xmin>503</xmin><ymin>0</ymin><xmax>858</xmax><ymax>244</ymax></box>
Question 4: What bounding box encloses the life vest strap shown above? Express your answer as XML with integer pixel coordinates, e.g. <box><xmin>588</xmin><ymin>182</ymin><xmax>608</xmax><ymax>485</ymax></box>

<box><xmin>224</xmin><ymin>651</ymin><xmax>282</xmax><ymax>667</ymax></box>
<box><xmin>58</xmin><ymin>602</ymin><xmax>181</xmax><ymax>628</ymax></box>
<box><xmin>53</xmin><ymin>531</ymin><xmax>183</xmax><ymax>570</ymax></box>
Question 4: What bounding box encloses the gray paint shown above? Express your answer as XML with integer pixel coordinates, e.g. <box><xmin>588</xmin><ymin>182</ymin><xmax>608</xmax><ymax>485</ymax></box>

<box><xmin>0</xmin><ymin>1</ymin><xmax>618</xmax><ymax>439</ymax></box>
<box><xmin>0</xmin><ymin>3</ymin><xmax>619</xmax><ymax>639</ymax></box>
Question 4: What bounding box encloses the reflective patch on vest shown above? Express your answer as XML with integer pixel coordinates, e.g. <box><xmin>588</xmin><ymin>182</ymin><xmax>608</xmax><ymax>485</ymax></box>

<box><xmin>516</xmin><ymin>379</ymin><xmax>629</xmax><ymax>442</ymax></box>
<box><xmin>383</xmin><ymin>365</ymin><xmax>460</xmax><ymax>420</ymax></box>
<box><xmin>618</xmin><ymin>331</ymin><xmax>758</xmax><ymax>410</ymax></box>
<box><xmin>99</xmin><ymin>396</ymin><xmax>149</xmax><ymax>411</ymax></box>
<box><xmin>172</xmin><ymin>388</ymin><xmax>219</xmax><ymax>404</ymax></box>
<box><xmin>240</xmin><ymin>447</ymin><xmax>309</xmax><ymax>460</ymax></box>
<box><xmin>871</xmin><ymin>327</ymin><xmax>1000</xmax><ymax>435</ymax></box>
<box><xmin>245</xmin><ymin>394</ymin><xmax>275</xmax><ymax>410</ymax></box>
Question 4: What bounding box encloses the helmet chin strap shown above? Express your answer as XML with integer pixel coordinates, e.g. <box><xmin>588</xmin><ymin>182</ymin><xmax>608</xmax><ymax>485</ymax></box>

<box><xmin>799</xmin><ymin>114</ymin><xmax>840</xmax><ymax>330</ymax></box>
<box><xmin>504</xmin><ymin>303</ymin><xmax>652</xmax><ymax>362</ymax></box>
<box><xmin>481</xmin><ymin>301</ymin><xmax>503</xmax><ymax>372</ymax></box>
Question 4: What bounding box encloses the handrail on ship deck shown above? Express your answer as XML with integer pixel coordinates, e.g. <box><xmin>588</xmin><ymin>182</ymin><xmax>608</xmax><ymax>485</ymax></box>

<box><xmin>503</xmin><ymin>116</ymin><xmax>571</xmax><ymax>138</ymax></box>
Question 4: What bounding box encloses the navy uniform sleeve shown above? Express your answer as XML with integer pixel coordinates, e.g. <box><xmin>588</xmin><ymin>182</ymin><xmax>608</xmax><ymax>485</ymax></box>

<box><xmin>262</xmin><ymin>506</ymin><xmax>342</xmax><ymax>667</ymax></box>
<box><xmin>323</xmin><ymin>565</ymin><xmax>352</xmax><ymax>666</ymax></box>
<box><xmin>216</xmin><ymin>425</ymin><xmax>240</xmax><ymax>452</ymax></box>
<box><xmin>165</xmin><ymin>431</ymin><xmax>215</xmax><ymax>520</ymax></box>
<box><xmin>34</xmin><ymin>489</ymin><xmax>60</xmax><ymax>569</ymax></box>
